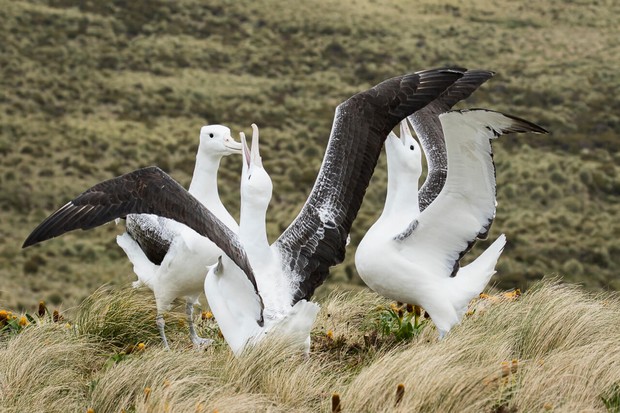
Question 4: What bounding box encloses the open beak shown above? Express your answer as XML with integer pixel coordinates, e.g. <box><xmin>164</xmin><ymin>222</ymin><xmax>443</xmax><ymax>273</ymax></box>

<box><xmin>400</xmin><ymin>119</ymin><xmax>413</xmax><ymax>146</ymax></box>
<box><xmin>240</xmin><ymin>131</ymin><xmax>251</xmax><ymax>169</ymax></box>
<box><xmin>250</xmin><ymin>123</ymin><xmax>262</xmax><ymax>168</ymax></box>
<box><xmin>241</xmin><ymin>124</ymin><xmax>262</xmax><ymax>175</ymax></box>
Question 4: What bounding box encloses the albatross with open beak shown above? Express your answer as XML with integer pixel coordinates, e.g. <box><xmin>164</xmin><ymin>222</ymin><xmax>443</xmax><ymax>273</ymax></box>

<box><xmin>22</xmin><ymin>67</ymin><xmax>466</xmax><ymax>352</ymax></box>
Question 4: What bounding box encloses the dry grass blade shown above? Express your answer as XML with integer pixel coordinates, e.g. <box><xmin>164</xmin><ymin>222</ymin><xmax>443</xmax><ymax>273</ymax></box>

<box><xmin>0</xmin><ymin>280</ymin><xmax>618</xmax><ymax>412</ymax></box>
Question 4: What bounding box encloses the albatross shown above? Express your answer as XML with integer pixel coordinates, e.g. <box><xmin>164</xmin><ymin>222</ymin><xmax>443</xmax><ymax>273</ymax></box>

<box><xmin>204</xmin><ymin>125</ymin><xmax>320</xmax><ymax>354</ymax></box>
<box><xmin>355</xmin><ymin>110</ymin><xmax>548</xmax><ymax>338</ymax></box>
<box><xmin>38</xmin><ymin>125</ymin><xmax>241</xmax><ymax>349</ymax></box>
<box><xmin>22</xmin><ymin>67</ymin><xmax>465</xmax><ymax>351</ymax></box>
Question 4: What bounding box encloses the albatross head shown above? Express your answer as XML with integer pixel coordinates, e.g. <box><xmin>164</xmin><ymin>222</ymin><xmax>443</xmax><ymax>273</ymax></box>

<box><xmin>385</xmin><ymin>119</ymin><xmax>423</xmax><ymax>179</ymax></box>
<box><xmin>198</xmin><ymin>125</ymin><xmax>242</xmax><ymax>156</ymax></box>
<box><xmin>240</xmin><ymin>124</ymin><xmax>273</xmax><ymax>207</ymax></box>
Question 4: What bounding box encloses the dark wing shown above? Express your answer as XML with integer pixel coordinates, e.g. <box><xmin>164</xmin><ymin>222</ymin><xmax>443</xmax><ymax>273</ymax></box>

<box><xmin>23</xmin><ymin>166</ymin><xmax>264</xmax><ymax>324</ymax></box>
<box><xmin>274</xmin><ymin>68</ymin><xmax>465</xmax><ymax>304</ymax></box>
<box><xmin>408</xmin><ymin>69</ymin><xmax>495</xmax><ymax>213</ymax></box>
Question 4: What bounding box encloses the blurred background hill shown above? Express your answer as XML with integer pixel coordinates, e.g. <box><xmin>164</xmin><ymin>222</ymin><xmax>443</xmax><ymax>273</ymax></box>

<box><xmin>1</xmin><ymin>0</ymin><xmax>619</xmax><ymax>311</ymax></box>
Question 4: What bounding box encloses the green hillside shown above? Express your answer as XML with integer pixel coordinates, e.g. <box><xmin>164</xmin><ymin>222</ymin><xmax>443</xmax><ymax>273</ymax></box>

<box><xmin>1</xmin><ymin>0</ymin><xmax>619</xmax><ymax>310</ymax></box>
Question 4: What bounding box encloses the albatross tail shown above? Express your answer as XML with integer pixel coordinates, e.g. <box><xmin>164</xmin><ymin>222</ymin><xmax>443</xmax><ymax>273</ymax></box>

<box><xmin>451</xmin><ymin>233</ymin><xmax>507</xmax><ymax>315</ymax></box>
<box><xmin>116</xmin><ymin>232</ymin><xmax>158</xmax><ymax>289</ymax></box>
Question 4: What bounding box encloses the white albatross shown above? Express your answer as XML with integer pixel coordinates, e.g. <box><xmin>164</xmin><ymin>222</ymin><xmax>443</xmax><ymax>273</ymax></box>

<box><xmin>22</xmin><ymin>67</ymin><xmax>466</xmax><ymax>352</ymax></box>
<box><xmin>205</xmin><ymin>125</ymin><xmax>320</xmax><ymax>355</ymax></box>
<box><xmin>355</xmin><ymin>110</ymin><xmax>548</xmax><ymax>338</ymax></box>
<box><xmin>45</xmin><ymin>125</ymin><xmax>240</xmax><ymax>349</ymax></box>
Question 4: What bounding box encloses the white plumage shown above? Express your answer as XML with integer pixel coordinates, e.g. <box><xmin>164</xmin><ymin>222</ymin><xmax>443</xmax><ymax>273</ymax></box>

<box><xmin>356</xmin><ymin>110</ymin><xmax>546</xmax><ymax>337</ymax></box>
<box><xmin>117</xmin><ymin>124</ymin><xmax>241</xmax><ymax>348</ymax></box>
<box><xmin>205</xmin><ymin>125</ymin><xmax>319</xmax><ymax>355</ymax></box>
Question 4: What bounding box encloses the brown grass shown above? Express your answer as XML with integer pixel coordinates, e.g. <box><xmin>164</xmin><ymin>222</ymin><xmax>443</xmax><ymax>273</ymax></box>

<box><xmin>1</xmin><ymin>280</ymin><xmax>618</xmax><ymax>412</ymax></box>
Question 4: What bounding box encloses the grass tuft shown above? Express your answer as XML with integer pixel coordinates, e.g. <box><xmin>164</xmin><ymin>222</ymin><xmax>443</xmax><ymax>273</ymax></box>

<box><xmin>3</xmin><ymin>280</ymin><xmax>618</xmax><ymax>412</ymax></box>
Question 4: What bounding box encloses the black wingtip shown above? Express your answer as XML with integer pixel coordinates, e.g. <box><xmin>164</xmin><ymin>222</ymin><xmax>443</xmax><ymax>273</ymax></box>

<box><xmin>457</xmin><ymin>108</ymin><xmax>550</xmax><ymax>136</ymax></box>
<box><xmin>501</xmin><ymin>112</ymin><xmax>550</xmax><ymax>135</ymax></box>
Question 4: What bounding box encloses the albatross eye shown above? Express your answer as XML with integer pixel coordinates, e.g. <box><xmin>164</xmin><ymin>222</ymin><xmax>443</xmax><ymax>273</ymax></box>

<box><xmin>209</xmin><ymin>133</ymin><xmax>214</xmax><ymax>138</ymax></box>
<box><xmin>409</xmin><ymin>145</ymin><xmax>414</xmax><ymax>151</ymax></box>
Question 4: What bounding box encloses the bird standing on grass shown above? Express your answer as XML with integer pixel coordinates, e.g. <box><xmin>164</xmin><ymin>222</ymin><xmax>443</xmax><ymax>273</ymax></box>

<box><xmin>22</xmin><ymin>67</ymin><xmax>465</xmax><ymax>352</ymax></box>
<box><xmin>26</xmin><ymin>125</ymin><xmax>242</xmax><ymax>349</ymax></box>
<box><xmin>356</xmin><ymin>110</ymin><xmax>548</xmax><ymax>338</ymax></box>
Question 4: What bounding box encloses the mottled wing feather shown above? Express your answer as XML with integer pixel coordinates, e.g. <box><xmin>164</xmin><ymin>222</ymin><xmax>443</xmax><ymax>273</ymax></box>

<box><xmin>23</xmin><ymin>166</ymin><xmax>265</xmax><ymax>322</ymax></box>
<box><xmin>408</xmin><ymin>69</ymin><xmax>496</xmax><ymax>212</ymax></box>
<box><xmin>125</xmin><ymin>214</ymin><xmax>173</xmax><ymax>265</ymax></box>
<box><xmin>275</xmin><ymin>68</ymin><xmax>466</xmax><ymax>303</ymax></box>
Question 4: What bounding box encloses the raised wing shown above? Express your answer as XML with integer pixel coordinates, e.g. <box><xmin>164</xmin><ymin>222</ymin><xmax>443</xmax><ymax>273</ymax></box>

<box><xmin>23</xmin><ymin>166</ymin><xmax>265</xmax><ymax>324</ymax></box>
<box><xmin>397</xmin><ymin>109</ymin><xmax>548</xmax><ymax>278</ymax></box>
<box><xmin>274</xmin><ymin>68</ymin><xmax>466</xmax><ymax>303</ymax></box>
<box><xmin>408</xmin><ymin>69</ymin><xmax>496</xmax><ymax>212</ymax></box>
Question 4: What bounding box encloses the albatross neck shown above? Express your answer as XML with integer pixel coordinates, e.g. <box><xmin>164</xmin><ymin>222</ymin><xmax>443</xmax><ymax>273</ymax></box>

<box><xmin>239</xmin><ymin>198</ymin><xmax>271</xmax><ymax>262</ymax></box>
<box><xmin>379</xmin><ymin>154</ymin><xmax>421</xmax><ymax>224</ymax></box>
<box><xmin>188</xmin><ymin>151</ymin><xmax>238</xmax><ymax>231</ymax></box>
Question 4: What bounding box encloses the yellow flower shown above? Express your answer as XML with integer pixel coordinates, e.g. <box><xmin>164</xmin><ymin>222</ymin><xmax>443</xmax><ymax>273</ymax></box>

<box><xmin>0</xmin><ymin>310</ymin><xmax>8</xmax><ymax>320</ymax></box>
<box><xmin>503</xmin><ymin>289</ymin><xmax>521</xmax><ymax>300</ymax></box>
<box><xmin>137</xmin><ymin>342</ymin><xmax>145</xmax><ymax>351</ymax></box>
<box><xmin>326</xmin><ymin>330</ymin><xmax>334</xmax><ymax>340</ymax></box>
<box><xmin>390</xmin><ymin>303</ymin><xmax>400</xmax><ymax>312</ymax></box>
<box><xmin>202</xmin><ymin>311</ymin><xmax>213</xmax><ymax>320</ymax></box>
<box><xmin>18</xmin><ymin>315</ymin><xmax>29</xmax><ymax>327</ymax></box>
<box><xmin>86</xmin><ymin>409</ymin><xmax>95</xmax><ymax>413</ymax></box>
<box><xmin>479</xmin><ymin>293</ymin><xmax>490</xmax><ymax>299</ymax></box>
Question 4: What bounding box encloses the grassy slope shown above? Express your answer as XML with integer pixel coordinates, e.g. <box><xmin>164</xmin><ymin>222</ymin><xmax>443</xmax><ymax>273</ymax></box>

<box><xmin>0</xmin><ymin>0</ymin><xmax>619</xmax><ymax>310</ymax></box>
<box><xmin>1</xmin><ymin>281</ymin><xmax>619</xmax><ymax>412</ymax></box>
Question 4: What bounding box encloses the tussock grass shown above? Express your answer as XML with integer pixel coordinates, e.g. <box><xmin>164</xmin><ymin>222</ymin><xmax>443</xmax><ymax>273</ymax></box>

<box><xmin>72</xmin><ymin>285</ymin><xmax>166</xmax><ymax>348</ymax></box>
<box><xmin>1</xmin><ymin>280</ymin><xmax>618</xmax><ymax>412</ymax></box>
<box><xmin>0</xmin><ymin>324</ymin><xmax>105</xmax><ymax>412</ymax></box>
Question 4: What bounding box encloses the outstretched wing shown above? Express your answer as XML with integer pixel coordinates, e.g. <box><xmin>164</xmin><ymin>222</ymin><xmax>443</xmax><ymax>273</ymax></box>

<box><xmin>274</xmin><ymin>68</ymin><xmax>466</xmax><ymax>303</ymax></box>
<box><xmin>397</xmin><ymin>109</ymin><xmax>548</xmax><ymax>278</ymax></box>
<box><xmin>408</xmin><ymin>69</ymin><xmax>495</xmax><ymax>212</ymax></box>
<box><xmin>23</xmin><ymin>166</ymin><xmax>264</xmax><ymax>323</ymax></box>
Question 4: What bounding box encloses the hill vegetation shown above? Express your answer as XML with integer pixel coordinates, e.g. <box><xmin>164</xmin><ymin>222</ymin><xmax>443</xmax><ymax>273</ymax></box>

<box><xmin>1</xmin><ymin>0</ymin><xmax>619</xmax><ymax>311</ymax></box>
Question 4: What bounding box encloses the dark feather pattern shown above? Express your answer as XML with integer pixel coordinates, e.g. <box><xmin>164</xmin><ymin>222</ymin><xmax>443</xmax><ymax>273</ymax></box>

<box><xmin>408</xmin><ymin>69</ymin><xmax>496</xmax><ymax>212</ymax></box>
<box><xmin>274</xmin><ymin>68</ymin><xmax>466</xmax><ymax>303</ymax></box>
<box><xmin>125</xmin><ymin>215</ymin><xmax>173</xmax><ymax>265</ymax></box>
<box><xmin>23</xmin><ymin>166</ymin><xmax>265</xmax><ymax>325</ymax></box>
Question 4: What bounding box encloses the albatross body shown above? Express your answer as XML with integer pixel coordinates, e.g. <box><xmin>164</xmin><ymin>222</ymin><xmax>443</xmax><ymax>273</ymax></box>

<box><xmin>115</xmin><ymin>125</ymin><xmax>241</xmax><ymax>348</ymax></box>
<box><xmin>48</xmin><ymin>125</ymin><xmax>241</xmax><ymax>348</ymax></box>
<box><xmin>356</xmin><ymin>110</ymin><xmax>548</xmax><ymax>337</ymax></box>
<box><xmin>22</xmin><ymin>67</ymin><xmax>466</xmax><ymax>352</ymax></box>
<box><xmin>205</xmin><ymin>125</ymin><xmax>320</xmax><ymax>355</ymax></box>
